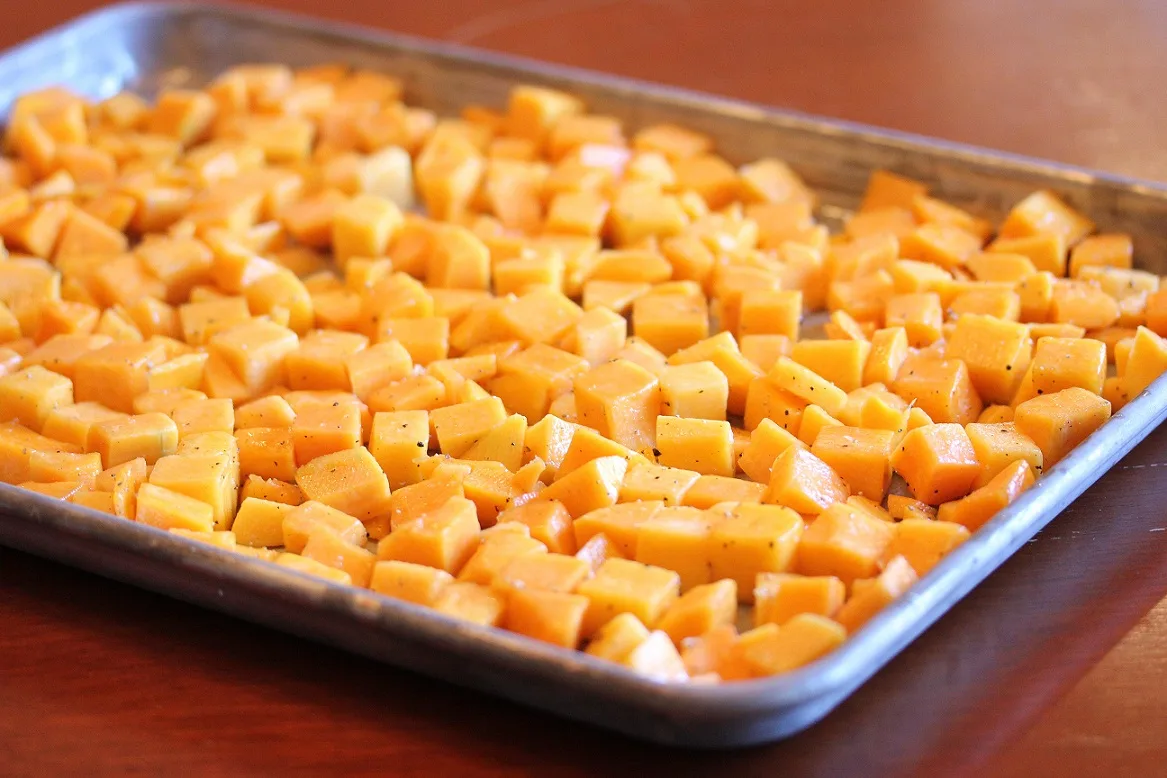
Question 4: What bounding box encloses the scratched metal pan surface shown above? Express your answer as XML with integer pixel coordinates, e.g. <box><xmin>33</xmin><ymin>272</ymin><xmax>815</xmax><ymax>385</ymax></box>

<box><xmin>3</xmin><ymin>1</ymin><xmax>1167</xmax><ymax>749</ymax></box>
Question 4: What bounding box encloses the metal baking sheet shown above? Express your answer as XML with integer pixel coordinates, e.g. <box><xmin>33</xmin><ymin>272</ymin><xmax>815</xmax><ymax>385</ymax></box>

<box><xmin>3</xmin><ymin>1</ymin><xmax>1167</xmax><ymax>748</ymax></box>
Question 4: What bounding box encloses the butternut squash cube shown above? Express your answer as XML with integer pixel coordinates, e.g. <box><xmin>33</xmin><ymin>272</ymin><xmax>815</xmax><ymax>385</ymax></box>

<box><xmin>656</xmin><ymin>579</ymin><xmax>738</xmax><ymax>645</ymax></box>
<box><xmin>891</xmin><ymin>423</ymin><xmax>980</xmax><ymax>505</ymax></box>
<box><xmin>377</xmin><ymin>496</ymin><xmax>480</xmax><ymax>574</ymax></box>
<box><xmin>282</xmin><ymin>499</ymin><xmax>367</xmax><ymax>554</ymax></box>
<box><xmin>811</xmin><ymin>426</ymin><xmax>897</xmax><ymax>500</ymax></box>
<box><xmin>429</xmin><ymin>396</ymin><xmax>506</xmax><ymax>457</ymax></box>
<box><xmin>883</xmin><ymin>519</ymin><xmax>970</xmax><ymax>575</ymax></box>
<box><xmin>275</xmin><ymin>553</ymin><xmax>353</xmax><ymax>586</ymax></box>
<box><xmin>737</xmin><ymin>614</ymin><xmax>846</xmax><ymax>676</ymax></box>
<box><xmin>616</xmin><ymin>461</ymin><xmax>698</xmax><ymax>506</ymax></box>
<box><xmin>27</xmin><ymin>450</ymin><xmax>101</xmax><ymax>486</ymax></box>
<box><xmin>331</xmin><ymin>194</ymin><xmax>402</xmax><ymax>267</ymax></box>
<box><xmin>504</xmin><ymin>588</ymin><xmax>591</xmax><ymax>648</ymax></box>
<box><xmin>999</xmin><ymin>189</ymin><xmax>1094</xmax><ymax>245</ymax></box>
<box><xmin>284</xmin><ymin>330</ymin><xmax>368</xmax><ymax>391</ymax></box>
<box><xmin>964</xmin><ymin>421</ymin><xmax>1044</xmax><ymax>488</ymax></box>
<box><xmin>148</xmin><ymin>89</ymin><xmax>216</xmax><ymax>146</ymax></box>
<box><xmin>232</xmin><ymin>497</ymin><xmax>294</xmax><ymax>547</ymax></box>
<box><xmin>302</xmin><ymin>527</ymin><xmax>377</xmax><ymax>587</ymax></box>
<box><xmin>89</xmin><ymin>412</ymin><xmax>178</xmax><ymax>468</ymax></box>
<box><xmin>208</xmin><ymin>319</ymin><xmax>299</xmax><ymax>398</ymax></box>
<box><xmin>766</xmin><ymin>446</ymin><xmax>849</xmax><ymax>515</ymax></box>
<box><xmin>370</xmin><ymin>560</ymin><xmax>454</xmax><ymax>607</ymax></box>
<box><xmin>73</xmin><ymin>340</ymin><xmax>168</xmax><ymax>412</ymax></box>
<box><xmin>830</xmin><ymin>556</ymin><xmax>917</xmax><ymax>634</ymax></box>
<box><xmin>295</xmin><ymin>445</ymin><xmax>391</xmax><ymax>523</ymax></box>
<box><xmin>859</xmin><ymin>170</ymin><xmax>928</xmax><ymax>213</ymax></box>
<box><xmin>796</xmin><ymin>404</ymin><xmax>843</xmax><ymax>447</ymax></box>
<box><xmin>1028</xmin><ymin>336</ymin><xmax>1106</xmax><ymax>398</ymax></box>
<box><xmin>149</xmin><ymin>453</ymin><xmax>238</xmax><ymax>530</ymax></box>
<box><xmin>135</xmin><ymin>482</ymin><xmax>215</xmax><ymax>532</ymax></box>
<box><xmin>1014</xmin><ymin>387</ymin><xmax>1111</xmax><ymax>467</ymax></box>
<box><xmin>368</xmin><ymin>409</ymin><xmax>429</xmax><ymax>489</ymax></box>
<box><xmin>634</xmin><ymin>506</ymin><xmax>719</xmax><ymax>591</ymax></box>
<box><xmin>707</xmin><ymin>503</ymin><xmax>803</xmax><ymax>601</ymax></box>
<box><xmin>754</xmin><ymin>573</ymin><xmax>846</xmax><ymax>627</ymax></box>
<box><xmin>682</xmin><ymin>475</ymin><xmax>767</xmax><ymax>509</ymax></box>
<box><xmin>653</xmin><ymin>416</ymin><xmax>734</xmax><ymax>477</ymax></box>
<box><xmin>495</xmin><ymin>550</ymin><xmax>591</xmax><ymax>594</ymax></box>
<box><xmin>937</xmin><ymin>457</ymin><xmax>1035</xmax><ymax>531</ymax></box>
<box><xmin>944</xmin><ymin>314</ymin><xmax>1032</xmax><ymax>405</ymax></box>
<box><xmin>1124</xmin><ymin>326</ymin><xmax>1167</xmax><ymax>397</ymax></box>
<box><xmin>631</xmin><ymin>292</ymin><xmax>709</xmax><ymax>356</ymax></box>
<box><xmin>234</xmin><ymin>395</ymin><xmax>296</xmax><ymax>430</ymax></box>
<box><xmin>290</xmin><ymin>399</ymin><xmax>363</xmax><ymax>465</ymax></box>
<box><xmin>93</xmin><ymin>457</ymin><xmax>148</xmax><ymax>519</ymax></box>
<box><xmin>236</xmin><ymin>426</ymin><xmax>297</xmax><ymax>482</ymax></box>
<box><xmin>385</xmin><ymin>472</ymin><xmax>466</xmax><ymax>533</ymax></box>
<box><xmin>573</xmin><ymin>359</ymin><xmax>660</xmax><ymax>451</ymax></box>
<box><xmin>892</xmin><ymin>356</ymin><xmax>983</xmax><ymax>424</ymax></box>
<box><xmin>738</xmin><ymin>417</ymin><xmax>804</xmax><ymax>483</ymax></box>
<box><xmin>1069</xmin><ymin>233</ymin><xmax>1133</xmax><ymax>278</ymax></box>
<box><xmin>375</xmin><ymin>317</ymin><xmax>449</xmax><ymax>366</ymax></box>
<box><xmin>655</xmin><ymin>361</ymin><xmax>728</xmax><ymax>422</ymax></box>
<box><xmin>574</xmin><ymin>500</ymin><xmax>662</xmax><ymax>557</ymax></box>
<box><xmin>797</xmin><ymin>502</ymin><xmax>894</xmax><ymax>585</ymax></box>
<box><xmin>884</xmin><ymin>292</ymin><xmax>943</xmax><ymax>347</ymax></box>
<box><xmin>172</xmin><ymin>398</ymin><xmax>234</xmax><ymax>440</ymax></box>
<box><xmin>458</xmin><ymin>527</ymin><xmax>547</xmax><ymax>585</ymax></box>
<box><xmin>239</xmin><ymin>474</ymin><xmax>303</xmax><ymax>506</ymax></box>
<box><xmin>577</xmin><ymin>557</ymin><xmax>681</xmax><ymax>637</ymax></box>
<box><xmin>0</xmin><ymin>365</ymin><xmax>73</xmax><ymax>431</ymax></box>
<box><xmin>433</xmin><ymin>581</ymin><xmax>507</xmax><ymax>627</ymax></box>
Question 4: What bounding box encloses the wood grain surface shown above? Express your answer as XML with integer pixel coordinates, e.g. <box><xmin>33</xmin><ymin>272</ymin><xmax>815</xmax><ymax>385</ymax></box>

<box><xmin>3</xmin><ymin>1</ymin><xmax>1167</xmax><ymax>775</ymax></box>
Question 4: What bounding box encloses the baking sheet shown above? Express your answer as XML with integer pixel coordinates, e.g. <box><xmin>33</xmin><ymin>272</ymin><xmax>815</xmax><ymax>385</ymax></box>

<box><xmin>2</xmin><ymin>1</ymin><xmax>1167</xmax><ymax>748</ymax></box>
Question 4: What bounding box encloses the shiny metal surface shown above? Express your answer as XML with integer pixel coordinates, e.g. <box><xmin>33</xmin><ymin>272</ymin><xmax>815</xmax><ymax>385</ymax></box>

<box><xmin>1</xmin><ymin>1</ymin><xmax>1166</xmax><ymax>748</ymax></box>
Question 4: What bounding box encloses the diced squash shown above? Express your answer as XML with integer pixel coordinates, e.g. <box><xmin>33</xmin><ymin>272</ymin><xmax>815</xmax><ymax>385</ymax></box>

<box><xmin>754</xmin><ymin>573</ymin><xmax>845</xmax><ymax>627</ymax></box>
<box><xmin>1014</xmin><ymin>387</ymin><xmax>1112</xmax><ymax>468</ymax></box>
<box><xmin>835</xmin><ymin>555</ymin><xmax>919</xmax><ymax>632</ymax></box>
<box><xmin>797</xmin><ymin>502</ymin><xmax>894</xmax><ymax>585</ymax></box>
<box><xmin>892</xmin><ymin>423</ymin><xmax>980</xmax><ymax>505</ymax></box>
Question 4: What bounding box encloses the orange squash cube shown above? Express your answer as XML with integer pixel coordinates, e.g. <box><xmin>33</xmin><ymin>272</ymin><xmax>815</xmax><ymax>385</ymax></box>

<box><xmin>892</xmin><ymin>356</ymin><xmax>983</xmax><ymax>425</ymax></box>
<box><xmin>634</xmin><ymin>506</ymin><xmax>719</xmax><ymax>591</ymax></box>
<box><xmin>811</xmin><ymin>426</ymin><xmax>897</xmax><ymax>500</ymax></box>
<box><xmin>302</xmin><ymin>527</ymin><xmax>377</xmax><ymax>587</ymax></box>
<box><xmin>656</xmin><ymin>579</ymin><xmax>738</xmax><ymax>645</ymax></box>
<box><xmin>576</xmin><ymin>557</ymin><xmax>681</xmax><ymax>637</ymax></box>
<box><xmin>377</xmin><ymin>495</ymin><xmax>480</xmax><ymax>574</ymax></box>
<box><xmin>835</xmin><ymin>555</ymin><xmax>919</xmax><ymax>633</ymax></box>
<box><xmin>1014</xmin><ymin>387</ymin><xmax>1111</xmax><ymax>468</ymax></box>
<box><xmin>370</xmin><ymin>560</ymin><xmax>455</xmax><ymax>607</ymax></box>
<box><xmin>736</xmin><ymin>614</ymin><xmax>846</xmax><ymax>676</ymax></box>
<box><xmin>707</xmin><ymin>503</ymin><xmax>803</xmax><ymax>600</ymax></box>
<box><xmin>797</xmin><ymin>502</ymin><xmax>895</xmax><ymax>585</ymax></box>
<box><xmin>294</xmin><ymin>445</ymin><xmax>391</xmax><ymax>523</ymax></box>
<box><xmin>937</xmin><ymin>459</ymin><xmax>1035</xmax><ymax>531</ymax></box>
<box><xmin>754</xmin><ymin>573</ymin><xmax>845</xmax><ymax>627</ymax></box>
<box><xmin>0</xmin><ymin>365</ymin><xmax>73</xmax><ymax>432</ymax></box>
<box><xmin>573</xmin><ymin>359</ymin><xmax>660</xmax><ymax>451</ymax></box>
<box><xmin>765</xmin><ymin>446</ymin><xmax>850</xmax><ymax>515</ymax></box>
<box><xmin>999</xmin><ymin>189</ymin><xmax>1094</xmax><ymax>245</ymax></box>
<box><xmin>892</xmin><ymin>423</ymin><xmax>980</xmax><ymax>505</ymax></box>
<box><xmin>457</xmin><ymin>526</ymin><xmax>547</xmax><ymax>585</ymax></box>
<box><xmin>944</xmin><ymin>314</ymin><xmax>1032</xmax><ymax>405</ymax></box>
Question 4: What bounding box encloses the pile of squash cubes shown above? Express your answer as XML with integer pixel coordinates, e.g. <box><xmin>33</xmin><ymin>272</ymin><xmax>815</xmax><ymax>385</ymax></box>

<box><xmin>1</xmin><ymin>63</ymin><xmax>1165</xmax><ymax>683</ymax></box>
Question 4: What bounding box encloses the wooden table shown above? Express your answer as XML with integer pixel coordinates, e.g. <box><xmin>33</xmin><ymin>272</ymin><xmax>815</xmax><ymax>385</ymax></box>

<box><xmin>4</xmin><ymin>1</ymin><xmax>1167</xmax><ymax>774</ymax></box>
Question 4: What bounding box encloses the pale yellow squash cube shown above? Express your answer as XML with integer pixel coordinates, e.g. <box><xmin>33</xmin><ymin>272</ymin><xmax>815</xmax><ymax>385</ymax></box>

<box><xmin>370</xmin><ymin>560</ymin><xmax>455</xmax><ymax>606</ymax></box>
<box><xmin>655</xmin><ymin>416</ymin><xmax>735</xmax><ymax>477</ymax></box>
<box><xmin>135</xmin><ymin>482</ymin><xmax>215</xmax><ymax>532</ymax></box>
<box><xmin>708</xmin><ymin>503</ymin><xmax>804</xmax><ymax>602</ymax></box>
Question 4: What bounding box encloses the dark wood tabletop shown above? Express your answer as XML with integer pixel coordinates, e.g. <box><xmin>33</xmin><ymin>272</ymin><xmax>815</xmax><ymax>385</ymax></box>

<box><xmin>3</xmin><ymin>1</ymin><xmax>1167</xmax><ymax>775</ymax></box>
